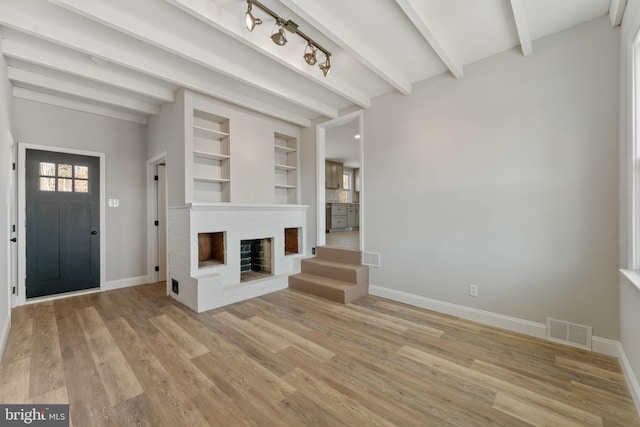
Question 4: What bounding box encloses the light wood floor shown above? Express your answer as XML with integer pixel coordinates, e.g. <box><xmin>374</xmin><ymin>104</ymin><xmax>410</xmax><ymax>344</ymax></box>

<box><xmin>325</xmin><ymin>230</ymin><xmax>359</xmax><ymax>249</ymax></box>
<box><xmin>1</xmin><ymin>282</ymin><xmax>638</xmax><ymax>426</ymax></box>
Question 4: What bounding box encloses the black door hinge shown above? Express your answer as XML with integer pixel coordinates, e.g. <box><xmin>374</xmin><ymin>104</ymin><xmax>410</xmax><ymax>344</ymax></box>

<box><xmin>12</xmin><ymin>225</ymin><xmax>16</xmax><ymax>232</ymax></box>
<box><xmin>12</xmin><ymin>163</ymin><xmax>16</xmax><ymax>171</ymax></box>
<box><xmin>12</xmin><ymin>286</ymin><xmax>16</xmax><ymax>295</ymax></box>
<box><xmin>154</xmin><ymin>175</ymin><xmax>159</xmax><ymax>181</ymax></box>
<box><xmin>155</xmin><ymin>266</ymin><xmax>160</xmax><ymax>272</ymax></box>
<box><xmin>154</xmin><ymin>220</ymin><xmax>159</xmax><ymax>226</ymax></box>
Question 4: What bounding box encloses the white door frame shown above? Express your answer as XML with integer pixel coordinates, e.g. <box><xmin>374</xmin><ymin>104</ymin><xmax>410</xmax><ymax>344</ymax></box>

<box><xmin>316</xmin><ymin>110</ymin><xmax>364</xmax><ymax>249</ymax></box>
<box><xmin>17</xmin><ymin>143</ymin><xmax>106</xmax><ymax>306</ymax></box>
<box><xmin>147</xmin><ymin>152</ymin><xmax>168</xmax><ymax>292</ymax></box>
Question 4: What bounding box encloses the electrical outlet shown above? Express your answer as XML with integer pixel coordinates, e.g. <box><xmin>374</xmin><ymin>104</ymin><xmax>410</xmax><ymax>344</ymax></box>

<box><xmin>469</xmin><ymin>284</ymin><xmax>478</xmax><ymax>297</ymax></box>
<box><xmin>172</xmin><ymin>278</ymin><xmax>179</xmax><ymax>294</ymax></box>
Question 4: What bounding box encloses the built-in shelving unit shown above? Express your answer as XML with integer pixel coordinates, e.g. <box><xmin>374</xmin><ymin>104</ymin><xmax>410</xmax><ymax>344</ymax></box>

<box><xmin>274</xmin><ymin>133</ymin><xmax>298</xmax><ymax>204</ymax></box>
<box><xmin>192</xmin><ymin>110</ymin><xmax>230</xmax><ymax>203</ymax></box>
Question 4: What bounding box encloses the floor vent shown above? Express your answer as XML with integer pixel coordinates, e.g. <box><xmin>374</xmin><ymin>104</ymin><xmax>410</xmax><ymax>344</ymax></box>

<box><xmin>361</xmin><ymin>251</ymin><xmax>381</xmax><ymax>268</ymax></box>
<box><xmin>546</xmin><ymin>317</ymin><xmax>592</xmax><ymax>350</ymax></box>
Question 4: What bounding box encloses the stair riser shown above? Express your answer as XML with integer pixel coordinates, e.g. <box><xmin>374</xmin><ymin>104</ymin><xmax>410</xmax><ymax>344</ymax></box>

<box><xmin>301</xmin><ymin>261</ymin><xmax>368</xmax><ymax>284</ymax></box>
<box><xmin>288</xmin><ymin>276</ymin><xmax>347</xmax><ymax>303</ymax></box>
<box><xmin>316</xmin><ymin>246</ymin><xmax>362</xmax><ymax>265</ymax></box>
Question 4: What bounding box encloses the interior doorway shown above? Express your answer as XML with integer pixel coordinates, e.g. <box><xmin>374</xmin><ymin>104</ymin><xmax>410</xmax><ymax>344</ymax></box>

<box><xmin>148</xmin><ymin>153</ymin><xmax>168</xmax><ymax>290</ymax></box>
<box><xmin>316</xmin><ymin>110</ymin><xmax>364</xmax><ymax>251</ymax></box>
<box><xmin>157</xmin><ymin>164</ymin><xmax>167</xmax><ymax>282</ymax></box>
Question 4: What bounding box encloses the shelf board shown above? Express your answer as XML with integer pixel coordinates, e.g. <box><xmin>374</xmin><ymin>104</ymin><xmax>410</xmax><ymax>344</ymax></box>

<box><xmin>274</xmin><ymin>144</ymin><xmax>296</xmax><ymax>153</ymax></box>
<box><xmin>274</xmin><ymin>164</ymin><xmax>296</xmax><ymax>171</ymax></box>
<box><xmin>194</xmin><ymin>125</ymin><xmax>229</xmax><ymax>139</ymax></box>
<box><xmin>194</xmin><ymin>176</ymin><xmax>230</xmax><ymax>183</ymax></box>
<box><xmin>194</xmin><ymin>151</ymin><xmax>230</xmax><ymax>160</ymax></box>
<box><xmin>275</xmin><ymin>184</ymin><xmax>296</xmax><ymax>189</ymax></box>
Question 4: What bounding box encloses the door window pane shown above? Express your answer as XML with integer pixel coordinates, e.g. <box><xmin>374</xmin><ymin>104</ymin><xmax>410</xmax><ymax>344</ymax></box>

<box><xmin>58</xmin><ymin>178</ymin><xmax>73</xmax><ymax>192</ymax></box>
<box><xmin>39</xmin><ymin>162</ymin><xmax>56</xmax><ymax>177</ymax></box>
<box><xmin>58</xmin><ymin>164</ymin><xmax>72</xmax><ymax>177</ymax></box>
<box><xmin>74</xmin><ymin>165</ymin><xmax>88</xmax><ymax>179</ymax></box>
<box><xmin>39</xmin><ymin>177</ymin><xmax>56</xmax><ymax>191</ymax></box>
<box><xmin>75</xmin><ymin>179</ymin><xmax>89</xmax><ymax>193</ymax></box>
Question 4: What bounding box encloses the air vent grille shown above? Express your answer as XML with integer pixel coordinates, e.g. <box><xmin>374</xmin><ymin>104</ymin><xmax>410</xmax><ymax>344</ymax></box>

<box><xmin>361</xmin><ymin>251</ymin><xmax>381</xmax><ymax>268</ymax></box>
<box><xmin>546</xmin><ymin>317</ymin><xmax>592</xmax><ymax>350</ymax></box>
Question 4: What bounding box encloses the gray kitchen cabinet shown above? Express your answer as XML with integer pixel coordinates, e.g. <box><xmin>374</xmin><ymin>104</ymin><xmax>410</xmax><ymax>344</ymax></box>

<box><xmin>325</xmin><ymin>160</ymin><xmax>344</xmax><ymax>189</ymax></box>
<box><xmin>347</xmin><ymin>204</ymin><xmax>357</xmax><ymax>227</ymax></box>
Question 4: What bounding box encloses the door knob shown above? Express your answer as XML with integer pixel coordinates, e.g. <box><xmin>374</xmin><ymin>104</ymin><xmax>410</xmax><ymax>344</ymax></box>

<box><xmin>10</xmin><ymin>238</ymin><xmax>16</xmax><ymax>242</ymax></box>
<box><xmin>91</xmin><ymin>230</ymin><xmax>98</xmax><ymax>235</ymax></box>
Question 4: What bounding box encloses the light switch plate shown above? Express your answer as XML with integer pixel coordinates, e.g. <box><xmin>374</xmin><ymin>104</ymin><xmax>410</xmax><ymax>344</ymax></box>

<box><xmin>108</xmin><ymin>199</ymin><xmax>119</xmax><ymax>208</ymax></box>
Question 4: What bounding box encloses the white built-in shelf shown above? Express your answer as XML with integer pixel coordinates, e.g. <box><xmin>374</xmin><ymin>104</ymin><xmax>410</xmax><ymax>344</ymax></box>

<box><xmin>194</xmin><ymin>151</ymin><xmax>230</xmax><ymax>161</ymax></box>
<box><xmin>193</xmin><ymin>125</ymin><xmax>229</xmax><ymax>139</ymax></box>
<box><xmin>275</xmin><ymin>164</ymin><xmax>296</xmax><ymax>171</ymax></box>
<box><xmin>194</xmin><ymin>176</ymin><xmax>230</xmax><ymax>183</ymax></box>
<box><xmin>275</xmin><ymin>184</ymin><xmax>296</xmax><ymax>189</ymax></box>
<box><xmin>274</xmin><ymin>144</ymin><xmax>296</xmax><ymax>153</ymax></box>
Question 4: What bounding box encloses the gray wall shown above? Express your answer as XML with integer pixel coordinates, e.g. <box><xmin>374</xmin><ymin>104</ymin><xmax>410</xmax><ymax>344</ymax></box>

<box><xmin>0</xmin><ymin>35</ymin><xmax>13</xmax><ymax>354</ymax></box>
<box><xmin>12</xmin><ymin>99</ymin><xmax>149</xmax><ymax>282</ymax></box>
<box><xmin>364</xmin><ymin>17</ymin><xmax>620</xmax><ymax>339</ymax></box>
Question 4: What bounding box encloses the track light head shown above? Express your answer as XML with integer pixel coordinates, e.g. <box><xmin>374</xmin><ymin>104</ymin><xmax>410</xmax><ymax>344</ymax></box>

<box><xmin>271</xmin><ymin>21</ymin><xmax>287</xmax><ymax>46</ymax></box>
<box><xmin>245</xmin><ymin>1</ymin><xmax>262</xmax><ymax>31</ymax></box>
<box><xmin>303</xmin><ymin>43</ymin><xmax>317</xmax><ymax>66</ymax></box>
<box><xmin>319</xmin><ymin>55</ymin><xmax>331</xmax><ymax>77</ymax></box>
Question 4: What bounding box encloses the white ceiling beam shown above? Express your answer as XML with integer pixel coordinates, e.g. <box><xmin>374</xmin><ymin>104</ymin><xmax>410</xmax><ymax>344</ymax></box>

<box><xmin>2</xmin><ymin>38</ymin><xmax>174</xmax><ymax>103</ymax></box>
<box><xmin>13</xmin><ymin>87</ymin><xmax>148</xmax><ymax>125</ymax></box>
<box><xmin>509</xmin><ymin>0</ymin><xmax>533</xmax><ymax>56</ymax></box>
<box><xmin>8</xmin><ymin>67</ymin><xmax>160</xmax><ymax>115</ymax></box>
<box><xmin>0</xmin><ymin>4</ymin><xmax>311</xmax><ymax>127</ymax></box>
<box><xmin>609</xmin><ymin>0</ymin><xmax>627</xmax><ymax>27</ymax></box>
<box><xmin>49</xmin><ymin>0</ymin><xmax>338</xmax><ymax>118</ymax></box>
<box><xmin>165</xmin><ymin>0</ymin><xmax>371</xmax><ymax>109</ymax></box>
<box><xmin>393</xmin><ymin>0</ymin><xmax>463</xmax><ymax>79</ymax></box>
<box><xmin>277</xmin><ymin>0</ymin><xmax>413</xmax><ymax>95</ymax></box>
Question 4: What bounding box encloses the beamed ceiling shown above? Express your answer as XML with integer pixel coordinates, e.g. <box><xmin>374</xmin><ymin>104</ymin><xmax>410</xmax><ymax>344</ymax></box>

<box><xmin>0</xmin><ymin>0</ymin><xmax>627</xmax><ymax>127</ymax></box>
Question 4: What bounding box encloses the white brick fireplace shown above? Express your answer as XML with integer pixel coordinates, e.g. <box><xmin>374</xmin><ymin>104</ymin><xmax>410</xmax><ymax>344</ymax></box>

<box><xmin>167</xmin><ymin>203</ymin><xmax>307</xmax><ymax>313</ymax></box>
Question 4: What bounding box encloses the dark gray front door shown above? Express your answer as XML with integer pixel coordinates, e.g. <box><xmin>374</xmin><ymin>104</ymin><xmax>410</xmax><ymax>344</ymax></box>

<box><xmin>26</xmin><ymin>149</ymin><xmax>100</xmax><ymax>298</ymax></box>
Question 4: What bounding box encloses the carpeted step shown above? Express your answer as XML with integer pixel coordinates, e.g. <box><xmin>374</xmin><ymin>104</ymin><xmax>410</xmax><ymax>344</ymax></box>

<box><xmin>301</xmin><ymin>257</ymin><xmax>368</xmax><ymax>284</ymax></box>
<box><xmin>288</xmin><ymin>273</ymin><xmax>368</xmax><ymax>304</ymax></box>
<box><xmin>316</xmin><ymin>246</ymin><xmax>362</xmax><ymax>265</ymax></box>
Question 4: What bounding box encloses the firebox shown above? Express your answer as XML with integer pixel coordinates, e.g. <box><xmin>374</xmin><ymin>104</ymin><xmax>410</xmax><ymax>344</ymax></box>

<box><xmin>240</xmin><ymin>238</ymin><xmax>273</xmax><ymax>282</ymax></box>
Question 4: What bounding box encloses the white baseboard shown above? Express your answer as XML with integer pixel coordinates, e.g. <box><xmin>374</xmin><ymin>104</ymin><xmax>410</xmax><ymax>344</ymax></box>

<box><xmin>103</xmin><ymin>275</ymin><xmax>151</xmax><ymax>291</ymax></box>
<box><xmin>369</xmin><ymin>285</ymin><xmax>547</xmax><ymax>339</ymax></box>
<box><xmin>369</xmin><ymin>285</ymin><xmax>616</xmax><ymax>356</ymax></box>
<box><xmin>0</xmin><ymin>313</ymin><xmax>10</xmax><ymax>362</ymax></box>
<box><xmin>618</xmin><ymin>343</ymin><xmax>640</xmax><ymax>415</ymax></box>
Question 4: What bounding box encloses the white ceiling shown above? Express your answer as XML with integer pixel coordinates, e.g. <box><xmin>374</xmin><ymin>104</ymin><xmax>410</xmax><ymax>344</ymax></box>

<box><xmin>0</xmin><ymin>0</ymin><xmax>623</xmax><ymax>127</ymax></box>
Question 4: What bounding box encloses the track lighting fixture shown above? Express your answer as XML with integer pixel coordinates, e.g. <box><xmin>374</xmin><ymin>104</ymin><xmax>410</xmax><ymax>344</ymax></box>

<box><xmin>271</xmin><ymin>21</ymin><xmax>287</xmax><ymax>46</ymax></box>
<box><xmin>245</xmin><ymin>1</ymin><xmax>262</xmax><ymax>31</ymax></box>
<box><xmin>244</xmin><ymin>0</ymin><xmax>332</xmax><ymax>77</ymax></box>
<box><xmin>319</xmin><ymin>55</ymin><xmax>331</xmax><ymax>77</ymax></box>
<box><xmin>303</xmin><ymin>43</ymin><xmax>317</xmax><ymax>66</ymax></box>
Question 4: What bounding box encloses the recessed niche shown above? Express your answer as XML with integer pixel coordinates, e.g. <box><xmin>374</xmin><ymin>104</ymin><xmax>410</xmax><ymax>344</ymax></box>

<box><xmin>285</xmin><ymin>227</ymin><xmax>300</xmax><ymax>255</ymax></box>
<box><xmin>241</xmin><ymin>238</ymin><xmax>273</xmax><ymax>283</ymax></box>
<box><xmin>198</xmin><ymin>232</ymin><xmax>225</xmax><ymax>269</ymax></box>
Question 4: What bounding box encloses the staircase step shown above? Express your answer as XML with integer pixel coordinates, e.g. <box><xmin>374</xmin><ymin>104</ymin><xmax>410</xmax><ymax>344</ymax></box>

<box><xmin>288</xmin><ymin>273</ymin><xmax>368</xmax><ymax>304</ymax></box>
<box><xmin>316</xmin><ymin>246</ymin><xmax>362</xmax><ymax>265</ymax></box>
<box><xmin>301</xmin><ymin>257</ymin><xmax>368</xmax><ymax>284</ymax></box>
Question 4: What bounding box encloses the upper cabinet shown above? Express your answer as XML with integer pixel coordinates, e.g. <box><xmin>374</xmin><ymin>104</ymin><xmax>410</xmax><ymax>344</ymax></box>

<box><xmin>191</xmin><ymin>109</ymin><xmax>230</xmax><ymax>203</ymax></box>
<box><xmin>325</xmin><ymin>160</ymin><xmax>343</xmax><ymax>189</ymax></box>
<box><xmin>274</xmin><ymin>133</ymin><xmax>298</xmax><ymax>204</ymax></box>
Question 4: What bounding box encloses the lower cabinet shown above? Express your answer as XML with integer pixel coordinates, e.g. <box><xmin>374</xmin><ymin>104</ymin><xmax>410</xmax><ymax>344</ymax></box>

<box><xmin>327</xmin><ymin>203</ymin><xmax>359</xmax><ymax>231</ymax></box>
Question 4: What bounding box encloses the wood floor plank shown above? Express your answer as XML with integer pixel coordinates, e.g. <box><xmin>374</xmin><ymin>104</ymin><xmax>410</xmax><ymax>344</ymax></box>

<box><xmin>1</xmin><ymin>283</ymin><xmax>638</xmax><ymax>426</ymax></box>
<box><xmin>77</xmin><ymin>307</ymin><xmax>144</xmax><ymax>406</ymax></box>
<box><xmin>148</xmin><ymin>314</ymin><xmax>209</xmax><ymax>359</ymax></box>
<box><xmin>29</xmin><ymin>302</ymin><xmax>65</xmax><ymax>398</ymax></box>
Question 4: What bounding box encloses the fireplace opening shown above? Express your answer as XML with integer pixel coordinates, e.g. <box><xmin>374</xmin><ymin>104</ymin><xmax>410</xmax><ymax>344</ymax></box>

<box><xmin>198</xmin><ymin>232</ymin><xmax>225</xmax><ymax>269</ymax></box>
<box><xmin>240</xmin><ymin>238</ymin><xmax>273</xmax><ymax>282</ymax></box>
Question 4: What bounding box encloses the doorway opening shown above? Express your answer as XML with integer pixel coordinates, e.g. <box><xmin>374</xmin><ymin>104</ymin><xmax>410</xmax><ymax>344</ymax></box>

<box><xmin>316</xmin><ymin>111</ymin><xmax>364</xmax><ymax>251</ymax></box>
<box><xmin>148</xmin><ymin>153</ymin><xmax>168</xmax><ymax>291</ymax></box>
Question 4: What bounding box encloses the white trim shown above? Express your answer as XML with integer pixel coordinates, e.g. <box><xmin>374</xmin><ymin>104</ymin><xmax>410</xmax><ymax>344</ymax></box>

<box><xmin>0</xmin><ymin>314</ymin><xmax>10</xmax><ymax>361</ymax></box>
<box><xmin>619</xmin><ymin>343</ymin><xmax>640</xmax><ymax>415</ymax></box>
<box><xmin>316</xmin><ymin>110</ymin><xmax>364</xmax><ymax>250</ymax></box>
<box><xmin>25</xmin><ymin>287</ymin><xmax>100</xmax><ymax>305</ymax></box>
<box><xmin>369</xmin><ymin>285</ymin><xmax>619</xmax><ymax>357</ymax></box>
<box><xmin>147</xmin><ymin>152</ymin><xmax>167</xmax><ymax>287</ymax></box>
<box><xmin>17</xmin><ymin>143</ymin><xmax>106</xmax><ymax>306</ymax></box>
<box><xmin>621</xmin><ymin>268</ymin><xmax>640</xmax><ymax>292</ymax></box>
<box><xmin>103</xmin><ymin>275</ymin><xmax>151</xmax><ymax>291</ymax></box>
